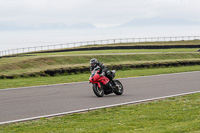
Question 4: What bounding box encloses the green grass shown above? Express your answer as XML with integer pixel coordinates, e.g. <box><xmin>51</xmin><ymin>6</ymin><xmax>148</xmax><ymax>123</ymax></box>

<box><xmin>0</xmin><ymin>65</ymin><xmax>200</xmax><ymax>89</ymax></box>
<box><xmin>1</xmin><ymin>52</ymin><xmax>200</xmax><ymax>76</ymax></box>
<box><xmin>19</xmin><ymin>40</ymin><xmax>200</xmax><ymax>55</ymax></box>
<box><xmin>0</xmin><ymin>40</ymin><xmax>199</xmax><ymax>132</ymax></box>
<box><xmin>30</xmin><ymin>40</ymin><xmax>200</xmax><ymax>53</ymax></box>
<box><xmin>104</xmin><ymin>40</ymin><xmax>200</xmax><ymax>46</ymax></box>
<box><xmin>29</xmin><ymin>48</ymin><xmax>199</xmax><ymax>56</ymax></box>
<box><xmin>0</xmin><ymin>92</ymin><xmax>199</xmax><ymax>132</ymax></box>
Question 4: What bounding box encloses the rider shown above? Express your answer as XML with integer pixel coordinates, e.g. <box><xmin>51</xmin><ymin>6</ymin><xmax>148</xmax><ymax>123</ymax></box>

<box><xmin>90</xmin><ymin>58</ymin><xmax>115</xmax><ymax>82</ymax></box>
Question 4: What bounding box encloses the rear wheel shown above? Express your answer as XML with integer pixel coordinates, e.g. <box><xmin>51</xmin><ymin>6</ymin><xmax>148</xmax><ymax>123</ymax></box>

<box><xmin>93</xmin><ymin>83</ymin><xmax>104</xmax><ymax>97</ymax></box>
<box><xmin>113</xmin><ymin>80</ymin><xmax>123</xmax><ymax>95</ymax></box>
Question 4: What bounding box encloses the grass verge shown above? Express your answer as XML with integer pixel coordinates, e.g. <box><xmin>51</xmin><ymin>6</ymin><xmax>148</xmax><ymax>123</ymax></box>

<box><xmin>0</xmin><ymin>65</ymin><xmax>200</xmax><ymax>89</ymax></box>
<box><xmin>30</xmin><ymin>48</ymin><xmax>199</xmax><ymax>56</ymax></box>
<box><xmin>1</xmin><ymin>52</ymin><xmax>200</xmax><ymax>76</ymax></box>
<box><xmin>0</xmin><ymin>92</ymin><xmax>199</xmax><ymax>132</ymax></box>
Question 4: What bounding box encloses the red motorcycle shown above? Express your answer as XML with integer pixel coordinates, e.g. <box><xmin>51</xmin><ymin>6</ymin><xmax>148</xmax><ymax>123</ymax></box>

<box><xmin>89</xmin><ymin>67</ymin><xmax>123</xmax><ymax>97</ymax></box>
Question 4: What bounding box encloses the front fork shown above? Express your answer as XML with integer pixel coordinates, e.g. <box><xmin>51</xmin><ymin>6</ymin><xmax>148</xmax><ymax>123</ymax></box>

<box><xmin>97</xmin><ymin>82</ymin><xmax>101</xmax><ymax>89</ymax></box>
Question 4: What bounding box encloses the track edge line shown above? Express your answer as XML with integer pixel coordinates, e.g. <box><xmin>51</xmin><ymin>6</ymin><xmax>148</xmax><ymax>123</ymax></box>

<box><xmin>1</xmin><ymin>90</ymin><xmax>199</xmax><ymax>125</ymax></box>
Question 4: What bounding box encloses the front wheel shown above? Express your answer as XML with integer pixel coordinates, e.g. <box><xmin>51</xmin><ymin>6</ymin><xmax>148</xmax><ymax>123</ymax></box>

<box><xmin>93</xmin><ymin>83</ymin><xmax>104</xmax><ymax>97</ymax></box>
<box><xmin>113</xmin><ymin>80</ymin><xmax>123</xmax><ymax>95</ymax></box>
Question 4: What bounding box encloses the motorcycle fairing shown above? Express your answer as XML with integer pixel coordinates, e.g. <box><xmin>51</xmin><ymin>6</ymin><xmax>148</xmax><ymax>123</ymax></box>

<box><xmin>89</xmin><ymin>70</ymin><xmax>110</xmax><ymax>88</ymax></box>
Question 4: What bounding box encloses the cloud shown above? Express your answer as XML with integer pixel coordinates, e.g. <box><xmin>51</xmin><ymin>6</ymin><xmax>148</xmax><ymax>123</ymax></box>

<box><xmin>0</xmin><ymin>0</ymin><xmax>200</xmax><ymax>30</ymax></box>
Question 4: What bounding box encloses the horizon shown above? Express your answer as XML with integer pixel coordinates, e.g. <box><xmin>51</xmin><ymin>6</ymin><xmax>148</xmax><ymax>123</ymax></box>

<box><xmin>1</xmin><ymin>0</ymin><xmax>200</xmax><ymax>30</ymax></box>
<box><xmin>1</xmin><ymin>0</ymin><xmax>200</xmax><ymax>51</ymax></box>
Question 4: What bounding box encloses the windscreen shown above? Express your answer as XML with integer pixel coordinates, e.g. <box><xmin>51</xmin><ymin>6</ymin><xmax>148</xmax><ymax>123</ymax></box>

<box><xmin>91</xmin><ymin>70</ymin><xmax>98</xmax><ymax>78</ymax></box>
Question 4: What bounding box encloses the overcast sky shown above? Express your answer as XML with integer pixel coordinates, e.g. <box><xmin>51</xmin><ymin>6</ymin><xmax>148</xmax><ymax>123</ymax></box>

<box><xmin>0</xmin><ymin>0</ymin><xmax>200</xmax><ymax>29</ymax></box>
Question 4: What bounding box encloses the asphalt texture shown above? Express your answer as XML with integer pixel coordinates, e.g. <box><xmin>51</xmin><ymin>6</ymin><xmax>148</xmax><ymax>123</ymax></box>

<box><xmin>0</xmin><ymin>71</ymin><xmax>200</xmax><ymax>123</ymax></box>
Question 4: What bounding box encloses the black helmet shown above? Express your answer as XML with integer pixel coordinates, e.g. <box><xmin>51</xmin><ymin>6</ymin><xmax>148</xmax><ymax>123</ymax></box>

<box><xmin>90</xmin><ymin>58</ymin><xmax>98</xmax><ymax>67</ymax></box>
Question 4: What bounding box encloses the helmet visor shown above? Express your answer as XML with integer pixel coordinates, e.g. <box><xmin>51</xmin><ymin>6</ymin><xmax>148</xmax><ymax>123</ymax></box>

<box><xmin>90</xmin><ymin>63</ymin><xmax>95</xmax><ymax>67</ymax></box>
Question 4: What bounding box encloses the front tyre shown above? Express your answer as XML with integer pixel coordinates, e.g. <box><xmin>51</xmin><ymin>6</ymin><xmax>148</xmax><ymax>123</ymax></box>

<box><xmin>93</xmin><ymin>83</ymin><xmax>104</xmax><ymax>97</ymax></box>
<box><xmin>113</xmin><ymin>80</ymin><xmax>123</xmax><ymax>95</ymax></box>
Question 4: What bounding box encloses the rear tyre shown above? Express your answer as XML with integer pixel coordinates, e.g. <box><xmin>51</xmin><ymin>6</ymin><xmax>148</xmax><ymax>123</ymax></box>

<box><xmin>93</xmin><ymin>83</ymin><xmax>104</xmax><ymax>97</ymax></box>
<box><xmin>113</xmin><ymin>80</ymin><xmax>123</xmax><ymax>95</ymax></box>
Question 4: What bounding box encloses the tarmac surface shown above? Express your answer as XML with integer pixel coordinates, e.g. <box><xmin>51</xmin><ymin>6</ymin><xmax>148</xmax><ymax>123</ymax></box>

<box><xmin>0</xmin><ymin>71</ymin><xmax>200</xmax><ymax>124</ymax></box>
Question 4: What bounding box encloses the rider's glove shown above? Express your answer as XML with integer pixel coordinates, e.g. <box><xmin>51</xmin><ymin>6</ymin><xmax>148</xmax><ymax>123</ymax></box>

<box><xmin>94</xmin><ymin>66</ymin><xmax>100</xmax><ymax>70</ymax></box>
<box><xmin>100</xmin><ymin>72</ymin><xmax>105</xmax><ymax>77</ymax></box>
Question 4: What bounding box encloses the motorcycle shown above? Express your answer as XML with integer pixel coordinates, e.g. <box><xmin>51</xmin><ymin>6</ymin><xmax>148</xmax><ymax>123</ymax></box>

<box><xmin>89</xmin><ymin>67</ymin><xmax>123</xmax><ymax>97</ymax></box>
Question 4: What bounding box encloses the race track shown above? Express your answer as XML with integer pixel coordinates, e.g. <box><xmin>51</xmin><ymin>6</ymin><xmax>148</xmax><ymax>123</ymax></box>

<box><xmin>0</xmin><ymin>71</ymin><xmax>200</xmax><ymax>124</ymax></box>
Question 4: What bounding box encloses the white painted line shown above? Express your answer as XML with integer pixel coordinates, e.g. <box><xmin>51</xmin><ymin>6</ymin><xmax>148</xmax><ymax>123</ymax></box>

<box><xmin>0</xmin><ymin>81</ymin><xmax>89</xmax><ymax>91</ymax></box>
<box><xmin>119</xmin><ymin>71</ymin><xmax>200</xmax><ymax>80</ymax></box>
<box><xmin>0</xmin><ymin>90</ymin><xmax>199</xmax><ymax>125</ymax></box>
<box><xmin>1</xmin><ymin>71</ymin><xmax>200</xmax><ymax>91</ymax></box>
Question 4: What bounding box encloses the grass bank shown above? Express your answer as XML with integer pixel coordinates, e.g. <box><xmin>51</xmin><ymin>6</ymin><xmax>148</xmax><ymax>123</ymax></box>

<box><xmin>28</xmin><ymin>40</ymin><xmax>200</xmax><ymax>54</ymax></box>
<box><xmin>30</xmin><ymin>48</ymin><xmax>199</xmax><ymax>56</ymax></box>
<box><xmin>0</xmin><ymin>65</ymin><xmax>200</xmax><ymax>89</ymax></box>
<box><xmin>105</xmin><ymin>40</ymin><xmax>200</xmax><ymax>46</ymax></box>
<box><xmin>1</xmin><ymin>52</ymin><xmax>200</xmax><ymax>76</ymax></box>
<box><xmin>0</xmin><ymin>92</ymin><xmax>199</xmax><ymax>132</ymax></box>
